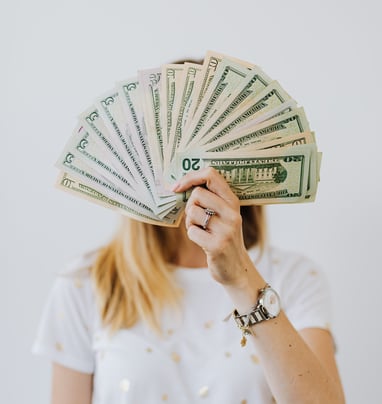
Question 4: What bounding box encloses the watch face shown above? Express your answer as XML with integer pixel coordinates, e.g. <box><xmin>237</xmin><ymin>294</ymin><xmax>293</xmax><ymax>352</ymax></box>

<box><xmin>261</xmin><ymin>288</ymin><xmax>281</xmax><ymax>317</ymax></box>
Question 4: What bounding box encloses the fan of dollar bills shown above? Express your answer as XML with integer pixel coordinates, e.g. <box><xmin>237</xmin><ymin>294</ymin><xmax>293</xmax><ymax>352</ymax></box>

<box><xmin>56</xmin><ymin>50</ymin><xmax>321</xmax><ymax>227</ymax></box>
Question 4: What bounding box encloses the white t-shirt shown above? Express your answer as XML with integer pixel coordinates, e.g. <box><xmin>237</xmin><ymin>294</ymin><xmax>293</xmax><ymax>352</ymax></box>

<box><xmin>32</xmin><ymin>246</ymin><xmax>332</xmax><ymax>404</ymax></box>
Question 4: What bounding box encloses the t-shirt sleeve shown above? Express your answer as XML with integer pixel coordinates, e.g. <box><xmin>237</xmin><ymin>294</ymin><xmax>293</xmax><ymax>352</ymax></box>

<box><xmin>271</xmin><ymin>250</ymin><xmax>332</xmax><ymax>332</ymax></box>
<box><xmin>32</xmin><ymin>270</ymin><xmax>95</xmax><ymax>374</ymax></box>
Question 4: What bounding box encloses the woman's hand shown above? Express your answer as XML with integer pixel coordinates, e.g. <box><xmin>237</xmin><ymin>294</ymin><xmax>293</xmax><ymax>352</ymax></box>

<box><xmin>174</xmin><ymin>169</ymin><xmax>345</xmax><ymax>404</ymax></box>
<box><xmin>171</xmin><ymin>167</ymin><xmax>256</xmax><ymax>289</ymax></box>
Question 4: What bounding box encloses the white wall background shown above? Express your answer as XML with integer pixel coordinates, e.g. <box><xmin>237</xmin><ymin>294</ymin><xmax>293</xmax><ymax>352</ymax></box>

<box><xmin>2</xmin><ymin>0</ymin><xmax>381</xmax><ymax>402</ymax></box>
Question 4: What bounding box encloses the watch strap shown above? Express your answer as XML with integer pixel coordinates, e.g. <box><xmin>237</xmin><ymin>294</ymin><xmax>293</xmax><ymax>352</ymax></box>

<box><xmin>233</xmin><ymin>306</ymin><xmax>268</xmax><ymax>330</ymax></box>
<box><xmin>232</xmin><ymin>283</ymin><xmax>279</xmax><ymax>347</ymax></box>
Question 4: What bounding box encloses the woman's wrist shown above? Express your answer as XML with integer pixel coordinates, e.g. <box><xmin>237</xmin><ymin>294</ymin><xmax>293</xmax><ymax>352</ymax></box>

<box><xmin>221</xmin><ymin>257</ymin><xmax>266</xmax><ymax>314</ymax></box>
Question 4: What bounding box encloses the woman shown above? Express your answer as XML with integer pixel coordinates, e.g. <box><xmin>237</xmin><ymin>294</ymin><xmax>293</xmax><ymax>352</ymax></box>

<box><xmin>33</xmin><ymin>167</ymin><xmax>345</xmax><ymax>403</ymax></box>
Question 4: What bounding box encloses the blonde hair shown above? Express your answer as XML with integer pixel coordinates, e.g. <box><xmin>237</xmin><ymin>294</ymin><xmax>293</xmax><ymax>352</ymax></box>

<box><xmin>91</xmin><ymin>206</ymin><xmax>266</xmax><ymax>333</ymax></box>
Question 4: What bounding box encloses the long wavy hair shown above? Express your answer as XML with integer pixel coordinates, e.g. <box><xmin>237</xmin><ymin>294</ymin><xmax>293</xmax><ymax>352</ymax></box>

<box><xmin>91</xmin><ymin>206</ymin><xmax>266</xmax><ymax>333</ymax></box>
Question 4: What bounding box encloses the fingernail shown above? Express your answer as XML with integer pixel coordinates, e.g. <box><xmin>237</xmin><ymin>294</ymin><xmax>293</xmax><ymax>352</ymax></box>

<box><xmin>171</xmin><ymin>182</ymin><xmax>180</xmax><ymax>192</ymax></box>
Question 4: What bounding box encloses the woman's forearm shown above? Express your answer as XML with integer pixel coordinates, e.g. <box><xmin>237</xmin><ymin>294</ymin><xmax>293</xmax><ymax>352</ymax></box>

<box><xmin>224</xmin><ymin>262</ymin><xmax>345</xmax><ymax>404</ymax></box>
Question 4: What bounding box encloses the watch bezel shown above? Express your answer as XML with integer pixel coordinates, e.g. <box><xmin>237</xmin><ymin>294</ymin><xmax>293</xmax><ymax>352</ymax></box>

<box><xmin>258</xmin><ymin>287</ymin><xmax>281</xmax><ymax>318</ymax></box>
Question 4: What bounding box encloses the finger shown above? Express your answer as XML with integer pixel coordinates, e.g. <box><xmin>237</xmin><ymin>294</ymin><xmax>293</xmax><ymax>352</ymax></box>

<box><xmin>186</xmin><ymin>220</ymin><xmax>233</xmax><ymax>252</ymax></box>
<box><xmin>187</xmin><ymin>224</ymin><xmax>213</xmax><ymax>249</ymax></box>
<box><xmin>171</xmin><ymin>167</ymin><xmax>238</xmax><ymax>206</ymax></box>
<box><xmin>185</xmin><ymin>186</ymin><xmax>227</xmax><ymax>217</ymax></box>
<box><xmin>186</xmin><ymin>186</ymin><xmax>239</xmax><ymax>229</ymax></box>
<box><xmin>185</xmin><ymin>203</ymin><xmax>219</xmax><ymax>231</ymax></box>
<box><xmin>184</xmin><ymin>204</ymin><xmax>208</xmax><ymax>230</ymax></box>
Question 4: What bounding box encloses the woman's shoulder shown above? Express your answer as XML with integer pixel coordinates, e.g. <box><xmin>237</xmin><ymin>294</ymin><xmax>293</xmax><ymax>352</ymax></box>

<box><xmin>59</xmin><ymin>248</ymin><xmax>99</xmax><ymax>277</ymax></box>
<box><xmin>250</xmin><ymin>244</ymin><xmax>320</xmax><ymax>276</ymax></box>
<box><xmin>267</xmin><ymin>245</ymin><xmax>319</xmax><ymax>271</ymax></box>
<box><xmin>262</xmin><ymin>245</ymin><xmax>331</xmax><ymax>326</ymax></box>
<box><xmin>33</xmin><ymin>249</ymin><xmax>101</xmax><ymax>373</ymax></box>
<box><xmin>48</xmin><ymin>249</ymin><xmax>101</xmax><ymax>310</ymax></box>
<box><xmin>253</xmin><ymin>244</ymin><xmax>329</xmax><ymax>297</ymax></box>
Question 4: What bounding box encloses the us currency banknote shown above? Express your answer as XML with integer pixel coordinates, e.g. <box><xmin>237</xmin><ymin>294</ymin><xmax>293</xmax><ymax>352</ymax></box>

<box><xmin>165</xmin><ymin>63</ymin><xmax>203</xmax><ymax>167</ymax></box>
<box><xmin>172</xmin><ymin>145</ymin><xmax>315</xmax><ymax>204</ymax></box>
<box><xmin>56</xmin><ymin>51</ymin><xmax>321</xmax><ymax>226</ymax></box>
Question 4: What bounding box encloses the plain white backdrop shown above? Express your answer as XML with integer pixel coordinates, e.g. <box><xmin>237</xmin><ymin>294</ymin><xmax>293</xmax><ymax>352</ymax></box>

<box><xmin>2</xmin><ymin>0</ymin><xmax>381</xmax><ymax>402</ymax></box>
